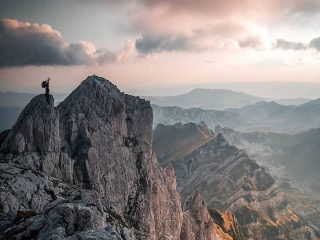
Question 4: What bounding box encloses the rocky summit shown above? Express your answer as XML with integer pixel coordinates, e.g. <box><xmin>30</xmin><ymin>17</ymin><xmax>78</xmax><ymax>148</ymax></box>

<box><xmin>0</xmin><ymin>76</ymin><xmax>238</xmax><ymax>240</ymax></box>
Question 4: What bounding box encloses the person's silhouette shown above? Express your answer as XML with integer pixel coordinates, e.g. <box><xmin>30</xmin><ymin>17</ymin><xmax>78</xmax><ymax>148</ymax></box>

<box><xmin>41</xmin><ymin>78</ymin><xmax>50</xmax><ymax>103</ymax></box>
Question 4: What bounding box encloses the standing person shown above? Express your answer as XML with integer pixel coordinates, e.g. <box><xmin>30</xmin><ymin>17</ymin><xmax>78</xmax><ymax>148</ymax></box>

<box><xmin>41</xmin><ymin>78</ymin><xmax>50</xmax><ymax>103</ymax></box>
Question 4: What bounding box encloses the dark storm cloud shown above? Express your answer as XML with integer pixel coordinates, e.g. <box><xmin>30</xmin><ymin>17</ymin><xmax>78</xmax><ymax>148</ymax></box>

<box><xmin>238</xmin><ymin>36</ymin><xmax>263</xmax><ymax>49</ymax></box>
<box><xmin>274</xmin><ymin>39</ymin><xmax>307</xmax><ymax>50</ymax></box>
<box><xmin>310</xmin><ymin>37</ymin><xmax>320</xmax><ymax>51</ymax></box>
<box><xmin>0</xmin><ymin>18</ymin><xmax>115</xmax><ymax>68</ymax></box>
<box><xmin>274</xmin><ymin>37</ymin><xmax>320</xmax><ymax>51</ymax></box>
<box><xmin>135</xmin><ymin>35</ymin><xmax>194</xmax><ymax>54</ymax></box>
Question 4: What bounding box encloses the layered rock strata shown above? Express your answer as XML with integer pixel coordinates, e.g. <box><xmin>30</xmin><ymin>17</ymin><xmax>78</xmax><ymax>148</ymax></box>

<box><xmin>153</xmin><ymin>122</ymin><xmax>318</xmax><ymax>240</ymax></box>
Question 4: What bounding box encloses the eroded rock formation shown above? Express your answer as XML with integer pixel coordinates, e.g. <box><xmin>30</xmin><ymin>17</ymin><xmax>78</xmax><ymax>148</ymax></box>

<box><xmin>0</xmin><ymin>76</ymin><xmax>234</xmax><ymax>239</ymax></box>
<box><xmin>153</xmin><ymin>122</ymin><xmax>318</xmax><ymax>240</ymax></box>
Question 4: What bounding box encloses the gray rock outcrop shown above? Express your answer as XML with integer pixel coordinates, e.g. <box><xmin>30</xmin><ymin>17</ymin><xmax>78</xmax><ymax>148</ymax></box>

<box><xmin>0</xmin><ymin>76</ymin><xmax>234</xmax><ymax>239</ymax></box>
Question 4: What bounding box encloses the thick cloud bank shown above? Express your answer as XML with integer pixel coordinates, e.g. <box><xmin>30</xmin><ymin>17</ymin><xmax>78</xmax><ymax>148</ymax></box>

<box><xmin>274</xmin><ymin>37</ymin><xmax>320</xmax><ymax>51</ymax></box>
<box><xmin>135</xmin><ymin>34</ymin><xmax>194</xmax><ymax>54</ymax></box>
<box><xmin>0</xmin><ymin>19</ymin><xmax>114</xmax><ymax>68</ymax></box>
<box><xmin>275</xmin><ymin>39</ymin><xmax>307</xmax><ymax>50</ymax></box>
<box><xmin>310</xmin><ymin>37</ymin><xmax>320</xmax><ymax>51</ymax></box>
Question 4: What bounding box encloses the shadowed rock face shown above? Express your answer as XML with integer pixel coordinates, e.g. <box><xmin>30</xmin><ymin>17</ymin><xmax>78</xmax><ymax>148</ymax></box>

<box><xmin>0</xmin><ymin>76</ymin><xmax>235</xmax><ymax>240</ymax></box>
<box><xmin>153</xmin><ymin>122</ymin><xmax>318</xmax><ymax>240</ymax></box>
<box><xmin>153</xmin><ymin>122</ymin><xmax>214</xmax><ymax>166</ymax></box>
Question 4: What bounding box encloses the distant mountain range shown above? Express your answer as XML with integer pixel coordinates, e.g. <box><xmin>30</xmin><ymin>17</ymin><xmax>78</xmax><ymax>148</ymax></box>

<box><xmin>0</xmin><ymin>90</ymin><xmax>319</xmax><ymax>133</ymax></box>
<box><xmin>146</xmin><ymin>88</ymin><xmax>312</xmax><ymax>110</ymax></box>
<box><xmin>152</xmin><ymin>97</ymin><xmax>320</xmax><ymax>133</ymax></box>
<box><xmin>230</xmin><ymin>100</ymin><xmax>320</xmax><ymax>132</ymax></box>
<box><xmin>152</xmin><ymin>104</ymin><xmax>255</xmax><ymax>131</ymax></box>
<box><xmin>146</xmin><ymin>88</ymin><xmax>264</xmax><ymax>110</ymax></box>
<box><xmin>275</xmin><ymin>98</ymin><xmax>311</xmax><ymax>106</ymax></box>
<box><xmin>147</xmin><ymin>88</ymin><xmax>320</xmax><ymax>133</ymax></box>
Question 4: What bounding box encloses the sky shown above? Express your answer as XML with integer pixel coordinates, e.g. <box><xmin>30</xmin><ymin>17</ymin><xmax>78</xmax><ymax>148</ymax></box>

<box><xmin>0</xmin><ymin>0</ymin><xmax>320</xmax><ymax>97</ymax></box>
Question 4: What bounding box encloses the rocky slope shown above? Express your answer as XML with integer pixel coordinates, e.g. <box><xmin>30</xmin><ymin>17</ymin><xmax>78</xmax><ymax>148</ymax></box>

<box><xmin>214</xmin><ymin>126</ymin><xmax>320</xmax><ymax>234</ymax></box>
<box><xmin>153</xmin><ymin>122</ymin><xmax>319</xmax><ymax>240</ymax></box>
<box><xmin>153</xmin><ymin>122</ymin><xmax>214</xmax><ymax>166</ymax></box>
<box><xmin>0</xmin><ymin>76</ymin><xmax>237</xmax><ymax>240</ymax></box>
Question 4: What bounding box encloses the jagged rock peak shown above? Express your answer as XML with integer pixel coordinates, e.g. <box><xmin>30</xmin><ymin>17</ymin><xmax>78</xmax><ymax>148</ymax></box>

<box><xmin>181</xmin><ymin>191</ymin><xmax>235</xmax><ymax>240</ymax></box>
<box><xmin>58</xmin><ymin>75</ymin><xmax>153</xmax><ymax>145</ymax></box>
<box><xmin>79</xmin><ymin>75</ymin><xmax>123</xmax><ymax>94</ymax></box>
<box><xmin>84</xmin><ymin>75</ymin><xmax>120</xmax><ymax>88</ymax></box>
<box><xmin>58</xmin><ymin>75</ymin><xmax>124</xmax><ymax>115</ymax></box>
<box><xmin>60</xmin><ymin>75</ymin><xmax>150</xmax><ymax>110</ymax></box>
<box><xmin>0</xmin><ymin>94</ymin><xmax>59</xmax><ymax>154</ymax></box>
<box><xmin>215</xmin><ymin>133</ymin><xmax>228</xmax><ymax>144</ymax></box>
<box><xmin>185</xmin><ymin>191</ymin><xmax>210</xmax><ymax>222</ymax></box>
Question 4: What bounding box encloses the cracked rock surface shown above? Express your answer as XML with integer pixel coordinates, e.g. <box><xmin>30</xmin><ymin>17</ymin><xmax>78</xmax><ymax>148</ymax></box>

<box><xmin>0</xmin><ymin>76</ymin><xmax>234</xmax><ymax>240</ymax></box>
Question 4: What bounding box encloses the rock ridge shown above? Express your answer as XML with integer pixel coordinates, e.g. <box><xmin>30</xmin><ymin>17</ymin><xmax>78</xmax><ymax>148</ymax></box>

<box><xmin>153</xmin><ymin>122</ymin><xmax>318</xmax><ymax>240</ymax></box>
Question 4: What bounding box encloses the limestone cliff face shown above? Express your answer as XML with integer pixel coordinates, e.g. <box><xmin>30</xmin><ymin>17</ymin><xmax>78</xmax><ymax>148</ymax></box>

<box><xmin>0</xmin><ymin>76</ymin><xmax>233</xmax><ymax>240</ymax></box>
